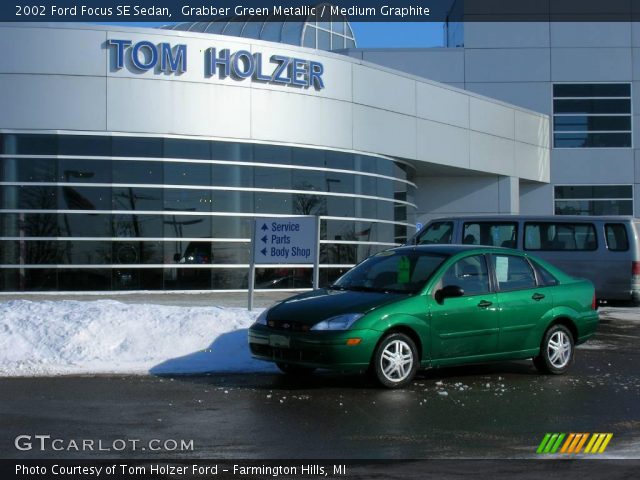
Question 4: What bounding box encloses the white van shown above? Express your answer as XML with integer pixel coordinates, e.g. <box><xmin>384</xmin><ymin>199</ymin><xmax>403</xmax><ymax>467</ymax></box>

<box><xmin>411</xmin><ymin>215</ymin><xmax>640</xmax><ymax>305</ymax></box>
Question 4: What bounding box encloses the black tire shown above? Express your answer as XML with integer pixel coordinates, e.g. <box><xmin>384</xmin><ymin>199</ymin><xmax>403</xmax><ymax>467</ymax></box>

<box><xmin>276</xmin><ymin>362</ymin><xmax>316</xmax><ymax>375</ymax></box>
<box><xmin>372</xmin><ymin>333</ymin><xmax>419</xmax><ymax>388</ymax></box>
<box><xmin>533</xmin><ymin>324</ymin><xmax>574</xmax><ymax>375</ymax></box>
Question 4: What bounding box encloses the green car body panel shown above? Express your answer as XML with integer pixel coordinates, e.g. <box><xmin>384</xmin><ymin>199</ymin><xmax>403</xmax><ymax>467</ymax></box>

<box><xmin>248</xmin><ymin>246</ymin><xmax>599</xmax><ymax>375</ymax></box>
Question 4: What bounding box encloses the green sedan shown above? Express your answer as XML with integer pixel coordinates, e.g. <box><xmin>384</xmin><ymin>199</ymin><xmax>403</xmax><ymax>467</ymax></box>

<box><xmin>248</xmin><ymin>245</ymin><xmax>599</xmax><ymax>388</ymax></box>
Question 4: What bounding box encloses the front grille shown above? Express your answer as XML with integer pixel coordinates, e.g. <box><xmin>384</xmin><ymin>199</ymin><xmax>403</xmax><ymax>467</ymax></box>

<box><xmin>267</xmin><ymin>319</ymin><xmax>311</xmax><ymax>332</ymax></box>
<box><xmin>249</xmin><ymin>343</ymin><xmax>324</xmax><ymax>363</ymax></box>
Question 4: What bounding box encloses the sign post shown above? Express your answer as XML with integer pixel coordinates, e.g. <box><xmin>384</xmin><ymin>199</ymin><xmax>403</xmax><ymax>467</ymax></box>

<box><xmin>248</xmin><ymin>216</ymin><xmax>319</xmax><ymax>311</ymax></box>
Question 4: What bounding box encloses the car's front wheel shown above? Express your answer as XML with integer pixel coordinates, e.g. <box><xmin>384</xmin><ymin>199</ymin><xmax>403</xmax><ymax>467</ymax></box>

<box><xmin>275</xmin><ymin>362</ymin><xmax>316</xmax><ymax>375</ymax></box>
<box><xmin>533</xmin><ymin>324</ymin><xmax>574</xmax><ymax>374</ymax></box>
<box><xmin>372</xmin><ymin>333</ymin><xmax>419</xmax><ymax>388</ymax></box>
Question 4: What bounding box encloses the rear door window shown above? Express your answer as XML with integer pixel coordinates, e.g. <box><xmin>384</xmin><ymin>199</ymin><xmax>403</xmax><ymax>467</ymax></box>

<box><xmin>417</xmin><ymin>221</ymin><xmax>453</xmax><ymax>245</ymax></box>
<box><xmin>491</xmin><ymin>255</ymin><xmax>537</xmax><ymax>291</ymax></box>
<box><xmin>462</xmin><ymin>222</ymin><xmax>518</xmax><ymax>248</ymax></box>
<box><xmin>605</xmin><ymin>223</ymin><xmax>629</xmax><ymax>251</ymax></box>
<box><xmin>524</xmin><ymin>222</ymin><xmax>597</xmax><ymax>251</ymax></box>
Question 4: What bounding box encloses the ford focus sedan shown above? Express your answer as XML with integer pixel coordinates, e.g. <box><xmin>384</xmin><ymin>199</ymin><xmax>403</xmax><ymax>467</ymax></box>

<box><xmin>248</xmin><ymin>246</ymin><xmax>599</xmax><ymax>388</ymax></box>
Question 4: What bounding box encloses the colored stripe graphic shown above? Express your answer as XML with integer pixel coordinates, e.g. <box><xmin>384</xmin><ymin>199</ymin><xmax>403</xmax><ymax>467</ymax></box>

<box><xmin>538</xmin><ymin>433</ymin><xmax>613</xmax><ymax>454</ymax></box>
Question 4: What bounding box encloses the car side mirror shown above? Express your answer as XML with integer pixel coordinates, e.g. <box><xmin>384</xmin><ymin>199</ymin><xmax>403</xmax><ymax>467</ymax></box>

<box><xmin>173</xmin><ymin>253</ymin><xmax>181</xmax><ymax>262</ymax></box>
<box><xmin>435</xmin><ymin>285</ymin><xmax>464</xmax><ymax>304</ymax></box>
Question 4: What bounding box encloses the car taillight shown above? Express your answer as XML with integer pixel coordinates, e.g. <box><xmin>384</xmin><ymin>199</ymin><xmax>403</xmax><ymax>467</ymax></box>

<box><xmin>633</xmin><ymin>261</ymin><xmax>640</xmax><ymax>276</ymax></box>
<box><xmin>592</xmin><ymin>293</ymin><xmax>597</xmax><ymax>310</ymax></box>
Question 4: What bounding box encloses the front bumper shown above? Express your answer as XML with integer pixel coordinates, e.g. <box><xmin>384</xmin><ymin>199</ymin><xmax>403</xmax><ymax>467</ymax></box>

<box><xmin>248</xmin><ymin>325</ymin><xmax>378</xmax><ymax>370</ymax></box>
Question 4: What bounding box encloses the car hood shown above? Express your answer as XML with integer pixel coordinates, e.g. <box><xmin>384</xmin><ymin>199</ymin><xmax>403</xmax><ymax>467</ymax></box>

<box><xmin>266</xmin><ymin>288</ymin><xmax>408</xmax><ymax>325</ymax></box>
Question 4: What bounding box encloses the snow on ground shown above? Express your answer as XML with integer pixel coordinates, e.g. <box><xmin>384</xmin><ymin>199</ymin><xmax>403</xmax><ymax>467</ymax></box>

<box><xmin>599</xmin><ymin>307</ymin><xmax>640</xmax><ymax>321</ymax></box>
<box><xmin>0</xmin><ymin>300</ymin><xmax>276</xmax><ymax>377</ymax></box>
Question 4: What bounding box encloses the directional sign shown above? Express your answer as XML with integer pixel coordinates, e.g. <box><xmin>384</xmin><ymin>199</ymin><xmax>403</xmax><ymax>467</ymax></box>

<box><xmin>252</xmin><ymin>217</ymin><xmax>318</xmax><ymax>265</ymax></box>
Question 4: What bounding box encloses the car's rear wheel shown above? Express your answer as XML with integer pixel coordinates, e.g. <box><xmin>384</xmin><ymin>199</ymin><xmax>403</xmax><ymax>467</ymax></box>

<box><xmin>373</xmin><ymin>333</ymin><xmax>419</xmax><ymax>388</ymax></box>
<box><xmin>275</xmin><ymin>362</ymin><xmax>316</xmax><ymax>375</ymax></box>
<box><xmin>533</xmin><ymin>324</ymin><xmax>574</xmax><ymax>375</ymax></box>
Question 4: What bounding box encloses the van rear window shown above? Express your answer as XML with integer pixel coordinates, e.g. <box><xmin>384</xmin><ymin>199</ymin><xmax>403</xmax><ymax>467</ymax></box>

<box><xmin>605</xmin><ymin>224</ymin><xmax>629</xmax><ymax>252</ymax></box>
<box><xmin>524</xmin><ymin>222</ymin><xmax>597</xmax><ymax>251</ymax></box>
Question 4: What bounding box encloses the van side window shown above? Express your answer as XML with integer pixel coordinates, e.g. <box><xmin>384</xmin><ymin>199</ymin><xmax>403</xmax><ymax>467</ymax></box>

<box><xmin>605</xmin><ymin>224</ymin><xmax>629</xmax><ymax>252</ymax></box>
<box><xmin>524</xmin><ymin>222</ymin><xmax>597</xmax><ymax>251</ymax></box>
<box><xmin>491</xmin><ymin>255</ymin><xmax>537</xmax><ymax>291</ymax></box>
<box><xmin>417</xmin><ymin>222</ymin><xmax>453</xmax><ymax>245</ymax></box>
<box><xmin>462</xmin><ymin>222</ymin><xmax>518</xmax><ymax>248</ymax></box>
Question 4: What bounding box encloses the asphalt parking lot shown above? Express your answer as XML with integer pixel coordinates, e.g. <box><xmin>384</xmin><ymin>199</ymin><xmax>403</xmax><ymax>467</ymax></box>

<box><xmin>1</xmin><ymin>306</ymin><xmax>639</xmax><ymax>466</ymax></box>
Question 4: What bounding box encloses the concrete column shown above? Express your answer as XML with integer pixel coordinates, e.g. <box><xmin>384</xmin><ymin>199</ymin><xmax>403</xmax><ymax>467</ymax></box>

<box><xmin>498</xmin><ymin>176</ymin><xmax>519</xmax><ymax>214</ymax></box>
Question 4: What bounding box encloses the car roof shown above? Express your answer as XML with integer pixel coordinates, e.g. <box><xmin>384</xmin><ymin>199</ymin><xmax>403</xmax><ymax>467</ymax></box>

<box><xmin>390</xmin><ymin>244</ymin><xmax>516</xmax><ymax>256</ymax></box>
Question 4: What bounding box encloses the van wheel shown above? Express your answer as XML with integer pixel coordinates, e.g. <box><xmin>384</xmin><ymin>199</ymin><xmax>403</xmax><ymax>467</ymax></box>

<box><xmin>372</xmin><ymin>333</ymin><xmax>418</xmax><ymax>388</ymax></box>
<box><xmin>533</xmin><ymin>325</ymin><xmax>574</xmax><ymax>375</ymax></box>
<box><xmin>276</xmin><ymin>362</ymin><xmax>315</xmax><ymax>375</ymax></box>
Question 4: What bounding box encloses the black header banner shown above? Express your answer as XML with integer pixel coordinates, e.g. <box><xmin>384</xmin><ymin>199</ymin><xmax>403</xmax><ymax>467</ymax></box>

<box><xmin>3</xmin><ymin>1</ymin><xmax>640</xmax><ymax>23</ymax></box>
<box><xmin>4</xmin><ymin>459</ymin><xmax>640</xmax><ymax>480</ymax></box>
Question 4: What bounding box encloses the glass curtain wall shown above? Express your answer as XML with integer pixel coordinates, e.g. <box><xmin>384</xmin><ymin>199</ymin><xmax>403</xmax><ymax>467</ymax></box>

<box><xmin>0</xmin><ymin>133</ymin><xmax>416</xmax><ymax>291</ymax></box>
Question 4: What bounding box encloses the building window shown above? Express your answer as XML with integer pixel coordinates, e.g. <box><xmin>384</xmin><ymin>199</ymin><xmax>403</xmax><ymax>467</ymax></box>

<box><xmin>554</xmin><ymin>185</ymin><xmax>633</xmax><ymax>216</ymax></box>
<box><xmin>553</xmin><ymin>84</ymin><xmax>632</xmax><ymax>148</ymax></box>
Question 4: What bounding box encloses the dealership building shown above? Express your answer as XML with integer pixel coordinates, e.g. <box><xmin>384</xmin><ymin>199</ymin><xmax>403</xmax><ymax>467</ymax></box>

<box><xmin>1</xmin><ymin>14</ymin><xmax>634</xmax><ymax>292</ymax></box>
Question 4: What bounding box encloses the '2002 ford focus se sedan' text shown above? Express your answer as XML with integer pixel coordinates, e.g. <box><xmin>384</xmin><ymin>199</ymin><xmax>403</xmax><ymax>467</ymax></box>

<box><xmin>248</xmin><ymin>246</ymin><xmax>599</xmax><ymax>388</ymax></box>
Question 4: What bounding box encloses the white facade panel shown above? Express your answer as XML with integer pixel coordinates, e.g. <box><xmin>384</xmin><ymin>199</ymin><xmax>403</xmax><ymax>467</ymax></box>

<box><xmin>362</xmin><ymin>49</ymin><xmax>465</xmax><ymax>84</ymax></box>
<box><xmin>464</xmin><ymin>48</ymin><xmax>551</xmax><ymax>82</ymax></box>
<box><xmin>632</xmin><ymin>51</ymin><xmax>640</xmax><ymax>82</ymax></box>
<box><xmin>464</xmin><ymin>22</ymin><xmax>550</xmax><ymax>48</ymax></box>
<box><xmin>632</xmin><ymin>22</ymin><xmax>640</xmax><ymax>47</ymax></box>
<box><xmin>465</xmin><ymin>82</ymin><xmax>552</xmax><ymax>114</ymax></box>
<box><xmin>469</xmin><ymin>97</ymin><xmax>515</xmax><ymax>139</ymax></box>
<box><xmin>414</xmin><ymin>176</ymin><xmax>502</xmax><ymax>221</ymax></box>
<box><xmin>550</xmin><ymin>149</ymin><xmax>635</xmax><ymax>184</ymax></box>
<box><xmin>416</xmin><ymin>119</ymin><xmax>470</xmax><ymax>169</ymax></box>
<box><xmin>0</xmin><ymin>26</ymin><xmax>106</xmax><ymax>76</ymax></box>
<box><xmin>515</xmin><ymin>142</ymin><xmax>550</xmax><ymax>183</ymax></box>
<box><xmin>469</xmin><ymin>131</ymin><xmax>515</xmax><ymax>176</ymax></box>
<box><xmin>550</xmin><ymin>22</ymin><xmax>632</xmax><ymax>48</ymax></box>
<box><xmin>107</xmin><ymin>78</ymin><xmax>250</xmax><ymax>138</ymax></box>
<box><xmin>251</xmin><ymin>90</ymin><xmax>353</xmax><ymax>150</ymax></box>
<box><xmin>352</xmin><ymin>105</ymin><xmax>416</xmax><ymax>159</ymax></box>
<box><xmin>551</xmin><ymin>48</ymin><xmax>633</xmax><ymax>81</ymax></box>
<box><xmin>352</xmin><ymin>64</ymin><xmax>416</xmax><ymax>116</ymax></box>
<box><xmin>0</xmin><ymin>74</ymin><xmax>106</xmax><ymax>130</ymax></box>
<box><xmin>515</xmin><ymin>111</ymin><xmax>550</xmax><ymax>148</ymax></box>
<box><xmin>416</xmin><ymin>82</ymin><xmax>470</xmax><ymax>128</ymax></box>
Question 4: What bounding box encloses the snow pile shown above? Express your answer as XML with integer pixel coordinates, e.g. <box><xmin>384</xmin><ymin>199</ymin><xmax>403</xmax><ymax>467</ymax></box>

<box><xmin>0</xmin><ymin>300</ymin><xmax>276</xmax><ymax>377</ymax></box>
<box><xmin>599</xmin><ymin>307</ymin><xmax>640</xmax><ymax>322</ymax></box>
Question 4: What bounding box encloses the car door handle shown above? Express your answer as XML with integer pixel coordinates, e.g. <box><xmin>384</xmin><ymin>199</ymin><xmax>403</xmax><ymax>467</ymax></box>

<box><xmin>532</xmin><ymin>293</ymin><xmax>546</xmax><ymax>301</ymax></box>
<box><xmin>477</xmin><ymin>300</ymin><xmax>493</xmax><ymax>308</ymax></box>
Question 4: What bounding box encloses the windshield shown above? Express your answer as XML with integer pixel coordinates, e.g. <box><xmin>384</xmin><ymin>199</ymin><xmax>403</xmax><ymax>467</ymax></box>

<box><xmin>331</xmin><ymin>250</ymin><xmax>448</xmax><ymax>294</ymax></box>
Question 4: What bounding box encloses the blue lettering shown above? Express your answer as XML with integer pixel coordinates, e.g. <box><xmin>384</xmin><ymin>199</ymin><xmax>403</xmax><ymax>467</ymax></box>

<box><xmin>232</xmin><ymin>50</ymin><xmax>255</xmax><ymax>79</ymax></box>
<box><xmin>271</xmin><ymin>55</ymin><xmax>291</xmax><ymax>84</ymax></box>
<box><xmin>309</xmin><ymin>61</ymin><xmax>325</xmax><ymax>90</ymax></box>
<box><xmin>252</xmin><ymin>53</ymin><xmax>272</xmax><ymax>82</ymax></box>
<box><xmin>207</xmin><ymin>48</ymin><xmax>231</xmax><ymax>78</ymax></box>
<box><xmin>107</xmin><ymin>39</ymin><xmax>132</xmax><ymax>70</ymax></box>
<box><xmin>131</xmin><ymin>40</ymin><xmax>157</xmax><ymax>70</ymax></box>
<box><xmin>291</xmin><ymin>58</ymin><xmax>309</xmax><ymax>87</ymax></box>
<box><xmin>160</xmin><ymin>43</ymin><xmax>187</xmax><ymax>73</ymax></box>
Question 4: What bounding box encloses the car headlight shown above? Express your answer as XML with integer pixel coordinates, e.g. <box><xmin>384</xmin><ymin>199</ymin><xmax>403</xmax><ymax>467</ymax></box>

<box><xmin>253</xmin><ymin>309</ymin><xmax>268</xmax><ymax>326</ymax></box>
<box><xmin>311</xmin><ymin>313</ymin><xmax>364</xmax><ymax>331</ymax></box>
